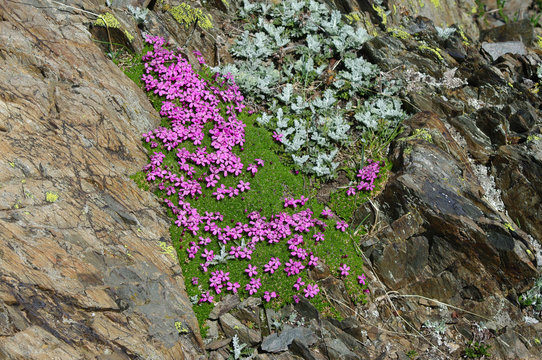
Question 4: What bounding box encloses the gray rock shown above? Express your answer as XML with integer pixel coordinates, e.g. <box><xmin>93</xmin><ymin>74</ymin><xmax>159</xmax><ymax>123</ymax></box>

<box><xmin>234</xmin><ymin>296</ymin><xmax>261</xmax><ymax>325</ymax></box>
<box><xmin>205</xmin><ymin>320</ymin><xmax>219</xmax><ymax>341</ymax></box>
<box><xmin>261</xmin><ymin>326</ymin><xmax>317</xmax><ymax>353</ymax></box>
<box><xmin>219</xmin><ymin>313</ymin><xmax>261</xmax><ymax>346</ymax></box>
<box><xmin>481</xmin><ymin>41</ymin><xmax>526</xmax><ymax>61</ymax></box>
<box><xmin>209</xmin><ymin>295</ymin><xmax>240</xmax><ymax>320</ymax></box>
<box><xmin>205</xmin><ymin>337</ymin><xmax>231</xmax><ymax>351</ymax></box>
<box><xmin>324</xmin><ymin>338</ymin><xmax>360</xmax><ymax>360</ymax></box>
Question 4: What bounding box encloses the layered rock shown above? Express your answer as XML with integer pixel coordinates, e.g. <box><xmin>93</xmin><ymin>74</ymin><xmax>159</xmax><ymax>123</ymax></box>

<box><xmin>0</xmin><ymin>1</ymin><xmax>203</xmax><ymax>358</ymax></box>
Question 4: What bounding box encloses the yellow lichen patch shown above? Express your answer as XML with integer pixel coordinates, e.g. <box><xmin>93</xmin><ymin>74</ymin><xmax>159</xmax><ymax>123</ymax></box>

<box><xmin>457</xmin><ymin>26</ymin><xmax>470</xmax><ymax>46</ymax></box>
<box><xmin>123</xmin><ymin>29</ymin><xmax>134</xmax><ymax>43</ymax></box>
<box><xmin>503</xmin><ymin>222</ymin><xmax>515</xmax><ymax>232</ymax></box>
<box><xmin>95</xmin><ymin>12</ymin><xmax>121</xmax><ymax>28</ymax></box>
<box><xmin>401</xmin><ymin>128</ymin><xmax>434</xmax><ymax>143</ymax></box>
<box><xmin>418</xmin><ymin>43</ymin><xmax>444</xmax><ymax>62</ymax></box>
<box><xmin>372</xmin><ymin>4</ymin><xmax>387</xmax><ymax>26</ymax></box>
<box><xmin>345</xmin><ymin>12</ymin><xmax>361</xmax><ymax>24</ymax></box>
<box><xmin>45</xmin><ymin>191</ymin><xmax>59</xmax><ymax>203</ymax></box>
<box><xmin>159</xmin><ymin>241</ymin><xmax>177</xmax><ymax>261</ymax></box>
<box><xmin>527</xmin><ymin>134</ymin><xmax>541</xmax><ymax>143</ymax></box>
<box><xmin>430</xmin><ymin>0</ymin><xmax>440</xmax><ymax>8</ymax></box>
<box><xmin>537</xmin><ymin>36</ymin><xmax>542</xmax><ymax>49</ymax></box>
<box><xmin>387</xmin><ymin>26</ymin><xmax>410</xmax><ymax>40</ymax></box>
<box><xmin>168</xmin><ymin>3</ymin><xmax>213</xmax><ymax>30</ymax></box>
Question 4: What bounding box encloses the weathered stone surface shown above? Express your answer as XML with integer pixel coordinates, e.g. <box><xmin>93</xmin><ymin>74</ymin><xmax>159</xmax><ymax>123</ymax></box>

<box><xmin>219</xmin><ymin>313</ymin><xmax>261</xmax><ymax>346</ymax></box>
<box><xmin>493</xmin><ymin>142</ymin><xmax>542</xmax><ymax>243</ymax></box>
<box><xmin>209</xmin><ymin>294</ymin><xmax>241</xmax><ymax>320</ymax></box>
<box><xmin>261</xmin><ymin>325</ymin><xmax>318</xmax><ymax>353</ymax></box>
<box><xmin>482</xmin><ymin>41</ymin><xmax>526</xmax><ymax>61</ymax></box>
<box><xmin>374</xmin><ymin>112</ymin><xmax>537</xmax><ymax>305</ymax></box>
<box><xmin>0</xmin><ymin>1</ymin><xmax>203</xmax><ymax>358</ymax></box>
<box><xmin>481</xmin><ymin>19</ymin><xmax>534</xmax><ymax>46</ymax></box>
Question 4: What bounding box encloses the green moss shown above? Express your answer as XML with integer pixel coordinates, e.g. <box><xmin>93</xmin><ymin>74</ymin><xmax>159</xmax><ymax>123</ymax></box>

<box><xmin>95</xmin><ymin>13</ymin><xmax>121</xmax><ymax>28</ymax></box>
<box><xmin>168</xmin><ymin>3</ymin><xmax>213</xmax><ymax>30</ymax></box>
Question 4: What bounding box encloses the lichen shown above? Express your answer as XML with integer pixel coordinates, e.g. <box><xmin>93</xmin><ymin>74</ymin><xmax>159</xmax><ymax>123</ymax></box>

<box><xmin>123</xmin><ymin>29</ymin><xmax>134</xmax><ymax>43</ymax></box>
<box><xmin>168</xmin><ymin>3</ymin><xmax>213</xmax><ymax>30</ymax></box>
<box><xmin>159</xmin><ymin>241</ymin><xmax>176</xmax><ymax>260</ymax></box>
<box><xmin>457</xmin><ymin>26</ymin><xmax>470</xmax><ymax>46</ymax></box>
<box><xmin>418</xmin><ymin>43</ymin><xmax>444</xmax><ymax>62</ymax></box>
<box><xmin>372</xmin><ymin>4</ymin><xmax>387</xmax><ymax>26</ymax></box>
<box><xmin>387</xmin><ymin>26</ymin><xmax>410</xmax><ymax>40</ymax></box>
<box><xmin>345</xmin><ymin>12</ymin><xmax>361</xmax><ymax>24</ymax></box>
<box><xmin>94</xmin><ymin>12</ymin><xmax>121</xmax><ymax>28</ymax></box>
<box><xmin>45</xmin><ymin>191</ymin><xmax>59</xmax><ymax>203</ymax></box>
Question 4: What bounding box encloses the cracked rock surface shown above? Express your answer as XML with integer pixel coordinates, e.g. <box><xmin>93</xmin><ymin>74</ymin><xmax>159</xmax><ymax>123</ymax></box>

<box><xmin>0</xmin><ymin>1</ymin><xmax>203</xmax><ymax>358</ymax></box>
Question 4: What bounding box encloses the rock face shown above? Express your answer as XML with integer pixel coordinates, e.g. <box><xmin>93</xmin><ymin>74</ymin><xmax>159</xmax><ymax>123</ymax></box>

<box><xmin>0</xmin><ymin>1</ymin><xmax>203</xmax><ymax>358</ymax></box>
<box><xmin>1</xmin><ymin>0</ymin><xmax>542</xmax><ymax>359</ymax></box>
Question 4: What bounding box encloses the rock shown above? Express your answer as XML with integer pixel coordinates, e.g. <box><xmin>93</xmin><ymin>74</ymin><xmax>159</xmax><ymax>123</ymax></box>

<box><xmin>0</xmin><ymin>1</ymin><xmax>203</xmax><ymax>358</ymax></box>
<box><xmin>205</xmin><ymin>337</ymin><xmax>231</xmax><ymax>351</ymax></box>
<box><xmin>481</xmin><ymin>41</ymin><xmax>526</xmax><ymax>61</ymax></box>
<box><xmin>336</xmin><ymin>317</ymin><xmax>368</xmax><ymax>343</ymax></box>
<box><xmin>294</xmin><ymin>298</ymin><xmax>319</xmax><ymax>321</ymax></box>
<box><xmin>261</xmin><ymin>326</ymin><xmax>318</xmax><ymax>353</ymax></box>
<box><xmin>493</xmin><ymin>143</ymin><xmax>542</xmax><ymax>243</ymax></box>
<box><xmin>321</xmin><ymin>320</ymin><xmax>368</xmax><ymax>358</ymax></box>
<box><xmin>288</xmin><ymin>339</ymin><xmax>317</xmax><ymax>360</ymax></box>
<box><xmin>209</xmin><ymin>295</ymin><xmax>241</xmax><ymax>320</ymax></box>
<box><xmin>219</xmin><ymin>313</ymin><xmax>261</xmax><ymax>346</ymax></box>
<box><xmin>373</xmin><ymin>112</ymin><xmax>537</xmax><ymax>306</ymax></box>
<box><xmin>480</xmin><ymin>19</ymin><xmax>534</xmax><ymax>46</ymax></box>
<box><xmin>323</xmin><ymin>338</ymin><xmax>360</xmax><ymax>360</ymax></box>
<box><xmin>318</xmin><ymin>277</ymin><xmax>354</xmax><ymax>318</ymax></box>
<box><xmin>233</xmin><ymin>296</ymin><xmax>261</xmax><ymax>325</ymax></box>
<box><xmin>205</xmin><ymin>320</ymin><xmax>220</xmax><ymax>341</ymax></box>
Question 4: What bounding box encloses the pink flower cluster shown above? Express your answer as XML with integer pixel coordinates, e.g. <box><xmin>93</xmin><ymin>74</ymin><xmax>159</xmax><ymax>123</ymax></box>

<box><xmin>140</xmin><ymin>36</ymin><xmax>365</xmax><ymax>305</ymax></box>
<box><xmin>346</xmin><ymin>160</ymin><xmax>382</xmax><ymax>196</ymax></box>
<box><xmin>284</xmin><ymin>195</ymin><xmax>308</xmax><ymax>208</ymax></box>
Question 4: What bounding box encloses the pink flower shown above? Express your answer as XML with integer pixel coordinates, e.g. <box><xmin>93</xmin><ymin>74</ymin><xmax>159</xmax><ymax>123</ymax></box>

<box><xmin>272</xmin><ymin>131</ymin><xmax>283</xmax><ymax>142</ymax></box>
<box><xmin>255</xmin><ymin>158</ymin><xmax>264</xmax><ymax>167</ymax></box>
<box><xmin>191</xmin><ymin>277</ymin><xmax>199</xmax><ymax>285</ymax></box>
<box><xmin>293</xmin><ymin>295</ymin><xmax>300</xmax><ymax>304</ymax></box>
<box><xmin>336</xmin><ymin>220</ymin><xmax>349</xmax><ymax>232</ymax></box>
<box><xmin>304</xmin><ymin>284</ymin><xmax>319</xmax><ymax>298</ymax></box>
<box><xmin>199</xmin><ymin>291</ymin><xmax>214</xmax><ymax>304</ymax></box>
<box><xmin>293</xmin><ymin>277</ymin><xmax>305</xmax><ymax>291</ymax></box>
<box><xmin>247</xmin><ymin>164</ymin><xmax>258</xmax><ymax>176</ymax></box>
<box><xmin>358</xmin><ymin>274</ymin><xmax>366</xmax><ymax>285</ymax></box>
<box><xmin>226</xmin><ymin>281</ymin><xmax>240</xmax><ymax>293</ymax></box>
<box><xmin>346</xmin><ymin>187</ymin><xmax>356</xmax><ymax>196</ymax></box>
<box><xmin>339</xmin><ymin>264</ymin><xmax>350</xmax><ymax>277</ymax></box>
<box><xmin>263</xmin><ymin>291</ymin><xmax>277</xmax><ymax>302</ymax></box>
<box><xmin>313</xmin><ymin>232</ymin><xmax>324</xmax><ymax>243</ymax></box>
<box><xmin>321</xmin><ymin>209</ymin><xmax>333</xmax><ymax>218</ymax></box>
<box><xmin>237</xmin><ymin>180</ymin><xmax>250</xmax><ymax>192</ymax></box>
<box><xmin>308</xmin><ymin>254</ymin><xmax>319</xmax><ymax>267</ymax></box>
<box><xmin>245</xmin><ymin>264</ymin><xmax>258</xmax><ymax>277</ymax></box>
<box><xmin>201</xmin><ymin>248</ymin><xmax>214</xmax><ymax>261</ymax></box>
